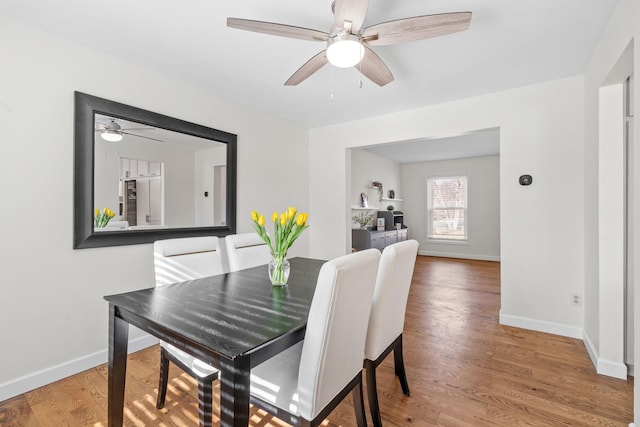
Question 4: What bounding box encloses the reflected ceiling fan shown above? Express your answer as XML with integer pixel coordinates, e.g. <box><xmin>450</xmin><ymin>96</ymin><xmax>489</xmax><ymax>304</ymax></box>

<box><xmin>227</xmin><ymin>0</ymin><xmax>471</xmax><ymax>86</ymax></box>
<box><xmin>95</xmin><ymin>119</ymin><xmax>163</xmax><ymax>143</ymax></box>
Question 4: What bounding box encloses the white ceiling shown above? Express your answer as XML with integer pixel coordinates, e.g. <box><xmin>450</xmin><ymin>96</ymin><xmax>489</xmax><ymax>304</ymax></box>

<box><xmin>363</xmin><ymin>128</ymin><xmax>500</xmax><ymax>164</ymax></box>
<box><xmin>0</xmin><ymin>0</ymin><xmax>617</xmax><ymax>128</ymax></box>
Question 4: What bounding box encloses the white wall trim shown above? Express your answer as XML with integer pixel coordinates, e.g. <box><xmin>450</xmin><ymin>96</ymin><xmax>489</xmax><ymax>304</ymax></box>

<box><xmin>596</xmin><ymin>358</ymin><xmax>629</xmax><ymax>380</ymax></box>
<box><xmin>500</xmin><ymin>313</ymin><xmax>628</xmax><ymax>378</ymax></box>
<box><xmin>419</xmin><ymin>250</ymin><xmax>500</xmax><ymax>262</ymax></box>
<box><xmin>0</xmin><ymin>334</ymin><xmax>158</xmax><ymax>402</ymax></box>
<box><xmin>580</xmin><ymin>330</ymin><xmax>628</xmax><ymax>380</ymax></box>
<box><xmin>499</xmin><ymin>311</ymin><xmax>583</xmax><ymax>339</ymax></box>
<box><xmin>583</xmin><ymin>330</ymin><xmax>599</xmax><ymax>370</ymax></box>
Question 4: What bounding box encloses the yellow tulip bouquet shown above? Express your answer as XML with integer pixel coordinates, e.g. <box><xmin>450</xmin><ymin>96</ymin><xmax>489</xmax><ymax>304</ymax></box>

<box><xmin>251</xmin><ymin>207</ymin><xmax>309</xmax><ymax>285</ymax></box>
<box><xmin>94</xmin><ymin>207</ymin><xmax>116</xmax><ymax>228</ymax></box>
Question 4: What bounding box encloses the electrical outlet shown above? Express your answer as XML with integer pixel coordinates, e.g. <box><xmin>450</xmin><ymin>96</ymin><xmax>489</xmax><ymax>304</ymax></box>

<box><xmin>572</xmin><ymin>294</ymin><xmax>582</xmax><ymax>306</ymax></box>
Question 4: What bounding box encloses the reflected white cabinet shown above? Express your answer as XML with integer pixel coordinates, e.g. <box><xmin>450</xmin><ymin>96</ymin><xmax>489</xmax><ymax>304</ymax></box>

<box><xmin>149</xmin><ymin>161</ymin><xmax>161</xmax><ymax>176</ymax></box>
<box><xmin>120</xmin><ymin>157</ymin><xmax>164</xmax><ymax>226</ymax></box>
<box><xmin>120</xmin><ymin>158</ymin><xmax>129</xmax><ymax>178</ymax></box>
<box><xmin>137</xmin><ymin>160</ymin><xmax>148</xmax><ymax>176</ymax></box>
<box><xmin>121</xmin><ymin>158</ymin><xmax>161</xmax><ymax>178</ymax></box>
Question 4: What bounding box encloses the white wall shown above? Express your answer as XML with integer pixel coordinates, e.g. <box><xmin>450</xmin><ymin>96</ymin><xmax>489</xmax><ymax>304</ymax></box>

<box><xmin>310</xmin><ymin>76</ymin><xmax>585</xmax><ymax>339</ymax></box>
<box><xmin>0</xmin><ymin>14</ymin><xmax>309</xmax><ymax>400</ymax></box>
<box><xmin>402</xmin><ymin>155</ymin><xmax>500</xmax><ymax>261</ymax></box>
<box><xmin>350</xmin><ymin>148</ymin><xmax>402</xmax><ymax>209</ymax></box>
<box><xmin>582</xmin><ymin>0</ymin><xmax>640</xmax><ymax>413</ymax></box>
<box><xmin>349</xmin><ymin>148</ymin><xmax>402</xmax><ymax>230</ymax></box>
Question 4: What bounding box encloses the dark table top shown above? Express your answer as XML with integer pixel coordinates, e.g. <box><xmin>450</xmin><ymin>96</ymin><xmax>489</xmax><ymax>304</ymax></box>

<box><xmin>104</xmin><ymin>257</ymin><xmax>325</xmax><ymax>361</ymax></box>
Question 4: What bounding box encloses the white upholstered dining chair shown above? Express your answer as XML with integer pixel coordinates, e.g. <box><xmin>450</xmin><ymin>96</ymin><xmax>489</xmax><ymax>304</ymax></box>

<box><xmin>224</xmin><ymin>232</ymin><xmax>272</xmax><ymax>272</ymax></box>
<box><xmin>364</xmin><ymin>239</ymin><xmax>419</xmax><ymax>427</ymax></box>
<box><xmin>153</xmin><ymin>236</ymin><xmax>225</xmax><ymax>427</ymax></box>
<box><xmin>249</xmin><ymin>249</ymin><xmax>381</xmax><ymax>427</ymax></box>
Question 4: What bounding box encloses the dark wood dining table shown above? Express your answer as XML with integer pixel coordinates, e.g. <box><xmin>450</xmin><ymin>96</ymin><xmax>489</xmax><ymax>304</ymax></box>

<box><xmin>104</xmin><ymin>257</ymin><xmax>325</xmax><ymax>427</ymax></box>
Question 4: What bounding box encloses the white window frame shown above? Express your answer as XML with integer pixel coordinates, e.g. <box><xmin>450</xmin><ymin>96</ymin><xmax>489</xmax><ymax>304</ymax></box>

<box><xmin>427</xmin><ymin>174</ymin><xmax>469</xmax><ymax>241</ymax></box>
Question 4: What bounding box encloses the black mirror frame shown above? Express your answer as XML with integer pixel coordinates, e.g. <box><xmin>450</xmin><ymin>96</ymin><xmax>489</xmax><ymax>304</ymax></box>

<box><xmin>73</xmin><ymin>91</ymin><xmax>237</xmax><ymax>249</ymax></box>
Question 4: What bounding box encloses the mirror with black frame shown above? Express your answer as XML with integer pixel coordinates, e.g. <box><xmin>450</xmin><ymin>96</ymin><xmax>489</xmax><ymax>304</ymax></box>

<box><xmin>74</xmin><ymin>92</ymin><xmax>237</xmax><ymax>249</ymax></box>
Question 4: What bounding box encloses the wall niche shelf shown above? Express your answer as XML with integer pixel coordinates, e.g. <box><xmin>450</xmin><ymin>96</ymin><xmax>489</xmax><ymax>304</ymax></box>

<box><xmin>351</xmin><ymin>206</ymin><xmax>379</xmax><ymax>210</ymax></box>
<box><xmin>380</xmin><ymin>198</ymin><xmax>403</xmax><ymax>202</ymax></box>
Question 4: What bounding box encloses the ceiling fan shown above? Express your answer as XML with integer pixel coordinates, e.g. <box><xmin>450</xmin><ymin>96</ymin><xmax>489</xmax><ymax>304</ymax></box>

<box><xmin>95</xmin><ymin>119</ymin><xmax>163</xmax><ymax>143</ymax></box>
<box><xmin>227</xmin><ymin>0</ymin><xmax>471</xmax><ymax>86</ymax></box>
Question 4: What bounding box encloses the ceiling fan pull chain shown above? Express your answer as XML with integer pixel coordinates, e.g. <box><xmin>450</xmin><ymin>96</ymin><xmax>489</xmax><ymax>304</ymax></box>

<box><xmin>330</xmin><ymin>65</ymin><xmax>335</xmax><ymax>102</ymax></box>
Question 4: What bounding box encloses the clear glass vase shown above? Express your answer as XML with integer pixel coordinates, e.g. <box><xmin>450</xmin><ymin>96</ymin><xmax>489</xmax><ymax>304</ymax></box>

<box><xmin>268</xmin><ymin>253</ymin><xmax>290</xmax><ymax>286</ymax></box>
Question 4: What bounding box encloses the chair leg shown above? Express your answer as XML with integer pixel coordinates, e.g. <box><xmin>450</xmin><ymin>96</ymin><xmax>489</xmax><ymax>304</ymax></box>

<box><xmin>393</xmin><ymin>336</ymin><xmax>410</xmax><ymax>396</ymax></box>
<box><xmin>156</xmin><ymin>347</ymin><xmax>170</xmax><ymax>409</ymax></box>
<box><xmin>365</xmin><ymin>360</ymin><xmax>383</xmax><ymax>427</ymax></box>
<box><xmin>197</xmin><ymin>378</ymin><xmax>213</xmax><ymax>427</ymax></box>
<box><xmin>352</xmin><ymin>377</ymin><xmax>368</xmax><ymax>427</ymax></box>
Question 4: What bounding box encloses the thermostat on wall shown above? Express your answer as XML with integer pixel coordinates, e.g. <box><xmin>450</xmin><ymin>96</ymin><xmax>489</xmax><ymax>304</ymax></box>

<box><xmin>519</xmin><ymin>175</ymin><xmax>533</xmax><ymax>186</ymax></box>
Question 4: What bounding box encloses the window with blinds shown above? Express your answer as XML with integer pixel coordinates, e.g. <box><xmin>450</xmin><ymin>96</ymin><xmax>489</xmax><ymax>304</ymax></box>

<box><xmin>427</xmin><ymin>175</ymin><xmax>468</xmax><ymax>241</ymax></box>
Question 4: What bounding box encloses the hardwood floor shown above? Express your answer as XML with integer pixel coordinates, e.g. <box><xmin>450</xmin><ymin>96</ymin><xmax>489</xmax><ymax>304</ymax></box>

<box><xmin>0</xmin><ymin>256</ymin><xmax>633</xmax><ymax>426</ymax></box>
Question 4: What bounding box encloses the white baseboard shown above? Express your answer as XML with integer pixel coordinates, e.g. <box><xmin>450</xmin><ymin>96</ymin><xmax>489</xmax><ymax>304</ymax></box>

<box><xmin>0</xmin><ymin>334</ymin><xmax>158</xmax><ymax>403</ymax></box>
<box><xmin>499</xmin><ymin>311</ymin><xmax>583</xmax><ymax>339</ymax></box>
<box><xmin>418</xmin><ymin>250</ymin><xmax>500</xmax><ymax>262</ymax></box>
<box><xmin>596</xmin><ymin>358</ymin><xmax>628</xmax><ymax>379</ymax></box>
<box><xmin>502</xmin><ymin>313</ymin><xmax>627</xmax><ymax>379</ymax></box>
<box><xmin>579</xmin><ymin>330</ymin><xmax>627</xmax><ymax>380</ymax></box>
<box><xmin>583</xmin><ymin>330</ymin><xmax>599</xmax><ymax>369</ymax></box>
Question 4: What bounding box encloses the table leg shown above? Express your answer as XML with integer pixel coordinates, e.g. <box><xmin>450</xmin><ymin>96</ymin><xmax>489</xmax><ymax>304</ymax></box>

<box><xmin>219</xmin><ymin>356</ymin><xmax>251</xmax><ymax>427</ymax></box>
<box><xmin>108</xmin><ymin>304</ymin><xmax>129</xmax><ymax>427</ymax></box>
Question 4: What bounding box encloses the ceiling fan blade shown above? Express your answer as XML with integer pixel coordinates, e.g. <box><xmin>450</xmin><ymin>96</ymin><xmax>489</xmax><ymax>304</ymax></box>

<box><xmin>120</xmin><ymin>131</ymin><xmax>164</xmax><ymax>142</ymax></box>
<box><xmin>363</xmin><ymin>12</ymin><xmax>472</xmax><ymax>46</ymax></box>
<box><xmin>357</xmin><ymin>47</ymin><xmax>394</xmax><ymax>86</ymax></box>
<box><xmin>116</xmin><ymin>128</ymin><xmax>153</xmax><ymax>132</ymax></box>
<box><xmin>332</xmin><ymin>0</ymin><xmax>369</xmax><ymax>33</ymax></box>
<box><xmin>227</xmin><ymin>18</ymin><xmax>328</xmax><ymax>42</ymax></box>
<box><xmin>285</xmin><ymin>51</ymin><xmax>329</xmax><ymax>86</ymax></box>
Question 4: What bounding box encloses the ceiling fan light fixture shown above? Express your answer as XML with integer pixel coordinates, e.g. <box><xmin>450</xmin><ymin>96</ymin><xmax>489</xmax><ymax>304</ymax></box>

<box><xmin>101</xmin><ymin>130</ymin><xmax>123</xmax><ymax>142</ymax></box>
<box><xmin>326</xmin><ymin>33</ymin><xmax>364</xmax><ymax>68</ymax></box>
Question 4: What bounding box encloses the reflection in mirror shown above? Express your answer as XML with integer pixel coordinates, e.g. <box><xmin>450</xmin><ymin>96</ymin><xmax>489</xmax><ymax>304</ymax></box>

<box><xmin>94</xmin><ymin>114</ymin><xmax>228</xmax><ymax>231</ymax></box>
<box><xmin>74</xmin><ymin>92</ymin><xmax>237</xmax><ymax>249</ymax></box>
